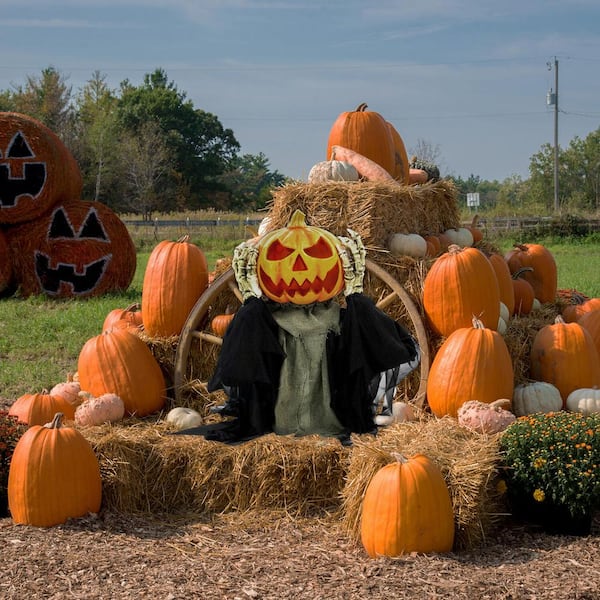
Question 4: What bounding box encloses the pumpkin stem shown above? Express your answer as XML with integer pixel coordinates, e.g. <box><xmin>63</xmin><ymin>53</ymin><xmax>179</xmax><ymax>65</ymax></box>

<box><xmin>390</xmin><ymin>452</ymin><xmax>408</xmax><ymax>464</ymax></box>
<box><xmin>447</xmin><ymin>244</ymin><xmax>462</xmax><ymax>254</ymax></box>
<box><xmin>471</xmin><ymin>214</ymin><xmax>480</xmax><ymax>228</ymax></box>
<box><xmin>471</xmin><ymin>315</ymin><xmax>485</xmax><ymax>329</ymax></box>
<box><xmin>45</xmin><ymin>412</ymin><xmax>64</xmax><ymax>429</ymax></box>
<box><xmin>355</xmin><ymin>102</ymin><xmax>368</xmax><ymax>112</ymax></box>
<box><xmin>288</xmin><ymin>209</ymin><xmax>308</xmax><ymax>228</ymax></box>
<box><xmin>125</xmin><ymin>302</ymin><xmax>140</xmax><ymax>312</ymax></box>
<box><xmin>513</xmin><ymin>243</ymin><xmax>528</xmax><ymax>251</ymax></box>
<box><xmin>554</xmin><ymin>315</ymin><xmax>566</xmax><ymax>324</ymax></box>
<box><xmin>176</xmin><ymin>235</ymin><xmax>190</xmax><ymax>243</ymax></box>
<box><xmin>512</xmin><ymin>267</ymin><xmax>534</xmax><ymax>279</ymax></box>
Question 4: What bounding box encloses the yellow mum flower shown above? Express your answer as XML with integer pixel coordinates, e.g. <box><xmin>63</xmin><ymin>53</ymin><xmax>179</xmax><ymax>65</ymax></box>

<box><xmin>533</xmin><ymin>489</ymin><xmax>546</xmax><ymax>502</ymax></box>
<box><xmin>496</xmin><ymin>480</ymin><xmax>507</xmax><ymax>495</ymax></box>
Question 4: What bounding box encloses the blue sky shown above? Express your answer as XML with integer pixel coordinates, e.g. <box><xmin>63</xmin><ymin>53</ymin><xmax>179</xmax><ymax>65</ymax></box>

<box><xmin>1</xmin><ymin>1</ymin><xmax>599</xmax><ymax>184</ymax></box>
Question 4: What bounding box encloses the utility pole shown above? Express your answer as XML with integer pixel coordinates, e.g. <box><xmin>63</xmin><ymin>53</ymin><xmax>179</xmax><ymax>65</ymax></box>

<box><xmin>547</xmin><ymin>58</ymin><xmax>559</xmax><ymax>212</ymax></box>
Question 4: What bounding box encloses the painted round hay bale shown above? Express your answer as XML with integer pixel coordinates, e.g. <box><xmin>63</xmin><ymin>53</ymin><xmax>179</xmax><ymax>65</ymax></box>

<box><xmin>0</xmin><ymin>111</ymin><xmax>82</xmax><ymax>225</ymax></box>
<box><xmin>0</xmin><ymin>227</ymin><xmax>15</xmax><ymax>295</ymax></box>
<box><xmin>6</xmin><ymin>199</ymin><xmax>136</xmax><ymax>298</ymax></box>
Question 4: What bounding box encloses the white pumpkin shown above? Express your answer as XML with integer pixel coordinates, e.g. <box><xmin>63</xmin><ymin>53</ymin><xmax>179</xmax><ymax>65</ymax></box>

<box><xmin>566</xmin><ymin>387</ymin><xmax>600</xmax><ymax>415</ymax></box>
<box><xmin>166</xmin><ymin>406</ymin><xmax>203</xmax><ymax>430</ymax></box>
<box><xmin>497</xmin><ymin>315</ymin><xmax>507</xmax><ymax>336</ymax></box>
<box><xmin>532</xmin><ymin>298</ymin><xmax>542</xmax><ymax>311</ymax></box>
<box><xmin>75</xmin><ymin>391</ymin><xmax>125</xmax><ymax>426</ymax></box>
<box><xmin>308</xmin><ymin>160</ymin><xmax>359</xmax><ymax>183</ymax></box>
<box><xmin>388</xmin><ymin>233</ymin><xmax>428</xmax><ymax>258</ymax></box>
<box><xmin>512</xmin><ymin>381</ymin><xmax>563</xmax><ymax>416</ymax></box>
<box><xmin>444</xmin><ymin>227</ymin><xmax>474</xmax><ymax>248</ymax></box>
<box><xmin>499</xmin><ymin>302</ymin><xmax>510</xmax><ymax>324</ymax></box>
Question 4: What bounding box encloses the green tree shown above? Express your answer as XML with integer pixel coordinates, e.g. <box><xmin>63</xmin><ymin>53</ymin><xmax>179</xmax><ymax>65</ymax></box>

<box><xmin>117</xmin><ymin>69</ymin><xmax>240</xmax><ymax>209</ymax></box>
<box><xmin>0</xmin><ymin>90</ymin><xmax>15</xmax><ymax>111</ymax></box>
<box><xmin>561</xmin><ymin>128</ymin><xmax>600</xmax><ymax>211</ymax></box>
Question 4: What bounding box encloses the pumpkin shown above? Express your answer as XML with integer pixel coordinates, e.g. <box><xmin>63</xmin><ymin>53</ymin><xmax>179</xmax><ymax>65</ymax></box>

<box><xmin>505</xmin><ymin>243</ymin><xmax>557</xmax><ymax>304</ymax></box>
<box><xmin>436</xmin><ymin>232</ymin><xmax>452</xmax><ymax>252</ymax></box>
<box><xmin>512</xmin><ymin>268</ymin><xmax>536</xmax><ymax>316</ymax></box>
<box><xmin>512</xmin><ymin>381</ymin><xmax>563</xmax><ymax>416</ymax></box>
<box><xmin>326</xmin><ymin>103</ymin><xmax>396</xmax><ymax>177</ymax></box>
<box><xmin>424</xmin><ymin>234</ymin><xmax>441</xmax><ymax>257</ymax></box>
<box><xmin>74</xmin><ymin>391</ymin><xmax>125</xmax><ymax>426</ymax></box>
<box><xmin>487</xmin><ymin>253</ymin><xmax>515</xmax><ymax>317</ymax></box>
<box><xmin>388</xmin><ymin>233</ymin><xmax>427</xmax><ymax>258</ymax></box>
<box><xmin>423</xmin><ymin>245</ymin><xmax>500</xmax><ymax>336</ymax></box>
<box><xmin>7</xmin><ymin>412</ymin><xmax>102</xmax><ymax>527</ymax></box>
<box><xmin>49</xmin><ymin>373</ymin><xmax>82</xmax><ymax>408</ymax></box>
<box><xmin>360</xmin><ymin>453</ymin><xmax>454</xmax><ymax>557</ymax></box>
<box><xmin>373</xmin><ymin>401</ymin><xmax>416</xmax><ymax>426</ymax></box>
<box><xmin>443</xmin><ymin>227</ymin><xmax>474</xmax><ymax>248</ymax></box>
<box><xmin>530</xmin><ymin>316</ymin><xmax>600</xmax><ymax>405</ymax></box>
<box><xmin>256</xmin><ymin>210</ymin><xmax>344</xmax><ymax>305</ymax></box>
<box><xmin>386</xmin><ymin>122</ymin><xmax>410</xmax><ymax>184</ymax></box>
<box><xmin>8</xmin><ymin>389</ymin><xmax>76</xmax><ymax>426</ymax></box>
<box><xmin>329</xmin><ymin>145</ymin><xmax>395</xmax><ymax>182</ymax></box>
<box><xmin>562</xmin><ymin>296</ymin><xmax>600</xmax><ymax>323</ymax></box>
<box><xmin>165</xmin><ymin>406</ymin><xmax>203</xmax><ymax>430</ymax></box>
<box><xmin>578</xmin><ymin>309</ymin><xmax>600</xmax><ymax>357</ymax></box>
<box><xmin>497</xmin><ymin>315</ymin><xmax>507</xmax><ymax>336</ymax></box>
<box><xmin>457</xmin><ymin>399</ymin><xmax>516</xmax><ymax>434</ymax></box>
<box><xmin>426</xmin><ymin>316</ymin><xmax>514</xmax><ymax>418</ymax></box>
<box><xmin>102</xmin><ymin>302</ymin><xmax>143</xmax><ymax>333</ymax></box>
<box><xmin>210</xmin><ymin>306</ymin><xmax>236</xmax><ymax>337</ymax></box>
<box><xmin>0</xmin><ymin>112</ymin><xmax>82</xmax><ymax>225</ymax></box>
<box><xmin>408</xmin><ymin>168</ymin><xmax>428</xmax><ymax>184</ymax></box>
<box><xmin>566</xmin><ymin>387</ymin><xmax>600</xmax><ymax>415</ymax></box>
<box><xmin>307</xmin><ymin>160</ymin><xmax>359</xmax><ymax>183</ymax></box>
<box><xmin>77</xmin><ymin>327</ymin><xmax>167</xmax><ymax>417</ymax></box>
<box><xmin>141</xmin><ymin>235</ymin><xmax>209</xmax><ymax>337</ymax></box>
<box><xmin>7</xmin><ymin>199</ymin><xmax>136</xmax><ymax>298</ymax></box>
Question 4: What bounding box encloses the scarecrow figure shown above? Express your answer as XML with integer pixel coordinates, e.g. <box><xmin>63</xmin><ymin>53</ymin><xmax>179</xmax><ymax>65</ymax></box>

<box><xmin>198</xmin><ymin>210</ymin><xmax>420</xmax><ymax>444</ymax></box>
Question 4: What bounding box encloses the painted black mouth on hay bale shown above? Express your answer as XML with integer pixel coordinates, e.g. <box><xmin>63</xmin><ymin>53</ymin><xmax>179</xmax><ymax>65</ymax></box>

<box><xmin>34</xmin><ymin>252</ymin><xmax>111</xmax><ymax>295</ymax></box>
<box><xmin>0</xmin><ymin>163</ymin><xmax>46</xmax><ymax>207</ymax></box>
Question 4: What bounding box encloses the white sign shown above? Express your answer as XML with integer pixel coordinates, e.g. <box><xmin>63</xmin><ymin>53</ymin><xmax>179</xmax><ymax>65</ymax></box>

<box><xmin>466</xmin><ymin>193</ymin><xmax>480</xmax><ymax>207</ymax></box>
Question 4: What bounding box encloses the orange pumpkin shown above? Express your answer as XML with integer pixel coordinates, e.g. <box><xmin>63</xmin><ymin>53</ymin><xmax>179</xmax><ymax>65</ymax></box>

<box><xmin>487</xmin><ymin>253</ymin><xmax>515</xmax><ymax>317</ymax></box>
<box><xmin>0</xmin><ymin>112</ymin><xmax>82</xmax><ymax>225</ymax></box>
<box><xmin>505</xmin><ymin>243</ymin><xmax>557</xmax><ymax>303</ymax></box>
<box><xmin>578</xmin><ymin>309</ymin><xmax>600</xmax><ymax>358</ymax></box>
<box><xmin>256</xmin><ymin>210</ymin><xmax>344</xmax><ymax>305</ymax></box>
<box><xmin>466</xmin><ymin>215</ymin><xmax>484</xmax><ymax>243</ymax></box>
<box><xmin>562</xmin><ymin>296</ymin><xmax>600</xmax><ymax>323</ymax></box>
<box><xmin>8</xmin><ymin>412</ymin><xmax>102</xmax><ymax>527</ymax></box>
<box><xmin>210</xmin><ymin>306</ymin><xmax>236</xmax><ymax>337</ymax></box>
<box><xmin>102</xmin><ymin>302</ymin><xmax>143</xmax><ymax>333</ymax></box>
<box><xmin>8</xmin><ymin>390</ymin><xmax>76</xmax><ymax>426</ymax></box>
<box><xmin>7</xmin><ymin>199</ymin><xmax>136</xmax><ymax>298</ymax></box>
<box><xmin>360</xmin><ymin>453</ymin><xmax>454</xmax><ymax>557</ymax></box>
<box><xmin>512</xmin><ymin>268</ymin><xmax>536</xmax><ymax>316</ymax></box>
<box><xmin>77</xmin><ymin>328</ymin><xmax>166</xmax><ymax>417</ymax></box>
<box><xmin>141</xmin><ymin>236</ymin><xmax>209</xmax><ymax>337</ymax></box>
<box><xmin>424</xmin><ymin>234</ymin><xmax>441</xmax><ymax>257</ymax></box>
<box><xmin>426</xmin><ymin>316</ymin><xmax>514</xmax><ymax>417</ymax></box>
<box><xmin>326</xmin><ymin>103</ymin><xmax>396</xmax><ymax>177</ymax></box>
<box><xmin>386</xmin><ymin>121</ymin><xmax>410</xmax><ymax>184</ymax></box>
<box><xmin>530</xmin><ymin>316</ymin><xmax>600</xmax><ymax>405</ymax></box>
<box><xmin>423</xmin><ymin>245</ymin><xmax>500</xmax><ymax>336</ymax></box>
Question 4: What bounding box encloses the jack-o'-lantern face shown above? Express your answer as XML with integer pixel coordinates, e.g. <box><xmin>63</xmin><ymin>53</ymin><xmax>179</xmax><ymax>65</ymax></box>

<box><xmin>0</xmin><ymin>112</ymin><xmax>82</xmax><ymax>225</ymax></box>
<box><xmin>257</xmin><ymin>210</ymin><xmax>344</xmax><ymax>304</ymax></box>
<box><xmin>7</xmin><ymin>199</ymin><xmax>136</xmax><ymax>298</ymax></box>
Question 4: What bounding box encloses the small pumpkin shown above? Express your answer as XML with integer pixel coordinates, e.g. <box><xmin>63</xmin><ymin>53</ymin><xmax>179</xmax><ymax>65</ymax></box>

<box><xmin>210</xmin><ymin>305</ymin><xmax>236</xmax><ymax>337</ymax></box>
<box><xmin>360</xmin><ymin>453</ymin><xmax>455</xmax><ymax>557</ymax></box>
<box><xmin>8</xmin><ymin>389</ymin><xmax>76</xmax><ymax>426</ymax></box>
<box><xmin>256</xmin><ymin>210</ymin><xmax>344</xmax><ymax>305</ymax></box>
<box><xmin>373</xmin><ymin>401</ymin><xmax>416</xmax><ymax>426</ymax></box>
<box><xmin>49</xmin><ymin>373</ymin><xmax>82</xmax><ymax>408</ymax></box>
<box><xmin>457</xmin><ymin>399</ymin><xmax>516</xmax><ymax>434</ymax></box>
<box><xmin>102</xmin><ymin>302</ymin><xmax>143</xmax><ymax>333</ymax></box>
<box><xmin>388</xmin><ymin>232</ymin><xmax>428</xmax><ymax>258</ymax></box>
<box><xmin>165</xmin><ymin>406</ymin><xmax>203</xmax><ymax>430</ymax></box>
<box><xmin>566</xmin><ymin>387</ymin><xmax>600</xmax><ymax>416</ymax></box>
<box><xmin>512</xmin><ymin>381</ymin><xmax>563</xmax><ymax>416</ymax></box>
<box><xmin>443</xmin><ymin>227</ymin><xmax>474</xmax><ymax>248</ymax></box>
<box><xmin>307</xmin><ymin>160</ymin><xmax>359</xmax><ymax>183</ymax></box>
<box><xmin>512</xmin><ymin>268</ymin><xmax>535</xmax><ymax>316</ymax></box>
<box><xmin>562</xmin><ymin>296</ymin><xmax>600</xmax><ymax>323</ymax></box>
<box><xmin>505</xmin><ymin>243</ymin><xmax>557</xmax><ymax>304</ymax></box>
<box><xmin>7</xmin><ymin>412</ymin><xmax>102</xmax><ymax>527</ymax></box>
<box><xmin>74</xmin><ymin>391</ymin><xmax>125</xmax><ymax>426</ymax></box>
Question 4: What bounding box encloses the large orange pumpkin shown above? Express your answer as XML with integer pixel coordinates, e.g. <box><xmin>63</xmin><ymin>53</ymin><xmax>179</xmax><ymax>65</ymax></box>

<box><xmin>0</xmin><ymin>112</ymin><xmax>82</xmax><ymax>224</ymax></box>
<box><xmin>326</xmin><ymin>103</ymin><xmax>396</xmax><ymax>177</ymax></box>
<box><xmin>141</xmin><ymin>236</ymin><xmax>209</xmax><ymax>337</ymax></box>
<box><xmin>77</xmin><ymin>328</ymin><xmax>167</xmax><ymax>417</ymax></box>
<box><xmin>505</xmin><ymin>243</ymin><xmax>557</xmax><ymax>303</ymax></box>
<box><xmin>256</xmin><ymin>210</ymin><xmax>344</xmax><ymax>305</ymax></box>
<box><xmin>8</xmin><ymin>390</ymin><xmax>76</xmax><ymax>426</ymax></box>
<box><xmin>386</xmin><ymin>121</ymin><xmax>410</xmax><ymax>184</ymax></box>
<box><xmin>360</xmin><ymin>453</ymin><xmax>455</xmax><ymax>557</ymax></box>
<box><xmin>423</xmin><ymin>245</ymin><xmax>500</xmax><ymax>336</ymax></box>
<box><xmin>578</xmin><ymin>309</ymin><xmax>600</xmax><ymax>357</ymax></box>
<box><xmin>487</xmin><ymin>253</ymin><xmax>515</xmax><ymax>316</ymax></box>
<box><xmin>7</xmin><ymin>199</ymin><xmax>136</xmax><ymax>298</ymax></box>
<box><xmin>8</xmin><ymin>412</ymin><xmax>102</xmax><ymax>527</ymax></box>
<box><xmin>530</xmin><ymin>316</ymin><xmax>600</xmax><ymax>405</ymax></box>
<box><xmin>426</xmin><ymin>317</ymin><xmax>514</xmax><ymax>417</ymax></box>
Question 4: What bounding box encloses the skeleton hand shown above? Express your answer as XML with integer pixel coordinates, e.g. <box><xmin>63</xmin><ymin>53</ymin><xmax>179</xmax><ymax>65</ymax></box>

<box><xmin>232</xmin><ymin>241</ymin><xmax>262</xmax><ymax>301</ymax></box>
<box><xmin>336</xmin><ymin>228</ymin><xmax>366</xmax><ymax>296</ymax></box>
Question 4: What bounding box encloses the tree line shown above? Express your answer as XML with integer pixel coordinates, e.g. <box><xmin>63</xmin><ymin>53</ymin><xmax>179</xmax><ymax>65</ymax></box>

<box><xmin>1</xmin><ymin>66</ymin><xmax>598</xmax><ymax>216</ymax></box>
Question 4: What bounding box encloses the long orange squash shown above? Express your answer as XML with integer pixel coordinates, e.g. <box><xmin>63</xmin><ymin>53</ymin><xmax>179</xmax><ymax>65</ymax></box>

<box><xmin>330</xmin><ymin>145</ymin><xmax>395</xmax><ymax>183</ymax></box>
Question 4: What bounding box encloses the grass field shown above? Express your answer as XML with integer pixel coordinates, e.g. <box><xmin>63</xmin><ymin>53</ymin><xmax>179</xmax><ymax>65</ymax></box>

<box><xmin>1</xmin><ymin>233</ymin><xmax>599</xmax><ymax>400</ymax></box>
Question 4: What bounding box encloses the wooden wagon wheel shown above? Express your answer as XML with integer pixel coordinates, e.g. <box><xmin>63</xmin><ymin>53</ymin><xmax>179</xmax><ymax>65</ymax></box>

<box><xmin>173</xmin><ymin>258</ymin><xmax>430</xmax><ymax>407</ymax></box>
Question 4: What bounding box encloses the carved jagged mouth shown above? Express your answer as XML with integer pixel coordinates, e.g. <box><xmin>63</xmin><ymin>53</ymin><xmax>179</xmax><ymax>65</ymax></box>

<box><xmin>34</xmin><ymin>252</ymin><xmax>111</xmax><ymax>295</ymax></box>
<box><xmin>0</xmin><ymin>163</ymin><xmax>46</xmax><ymax>207</ymax></box>
<box><xmin>258</xmin><ymin>263</ymin><xmax>341</xmax><ymax>301</ymax></box>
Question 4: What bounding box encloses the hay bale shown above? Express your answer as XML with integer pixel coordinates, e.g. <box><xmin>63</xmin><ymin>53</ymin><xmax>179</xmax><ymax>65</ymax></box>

<box><xmin>339</xmin><ymin>418</ymin><xmax>506</xmax><ymax>550</ymax></box>
<box><xmin>266</xmin><ymin>180</ymin><xmax>460</xmax><ymax>249</ymax></box>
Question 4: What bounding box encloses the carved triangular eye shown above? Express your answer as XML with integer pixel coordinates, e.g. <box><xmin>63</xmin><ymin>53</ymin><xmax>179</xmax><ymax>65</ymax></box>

<box><xmin>7</xmin><ymin>132</ymin><xmax>34</xmax><ymax>158</ymax></box>
<box><xmin>80</xmin><ymin>209</ymin><xmax>108</xmax><ymax>240</ymax></box>
<box><xmin>49</xmin><ymin>208</ymin><xmax>76</xmax><ymax>238</ymax></box>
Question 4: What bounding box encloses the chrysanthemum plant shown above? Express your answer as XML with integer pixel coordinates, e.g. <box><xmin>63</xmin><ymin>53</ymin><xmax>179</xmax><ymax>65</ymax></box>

<box><xmin>500</xmin><ymin>411</ymin><xmax>600</xmax><ymax>519</ymax></box>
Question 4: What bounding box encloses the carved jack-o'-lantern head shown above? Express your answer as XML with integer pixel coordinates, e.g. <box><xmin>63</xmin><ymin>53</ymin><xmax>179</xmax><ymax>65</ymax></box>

<box><xmin>256</xmin><ymin>210</ymin><xmax>344</xmax><ymax>304</ymax></box>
